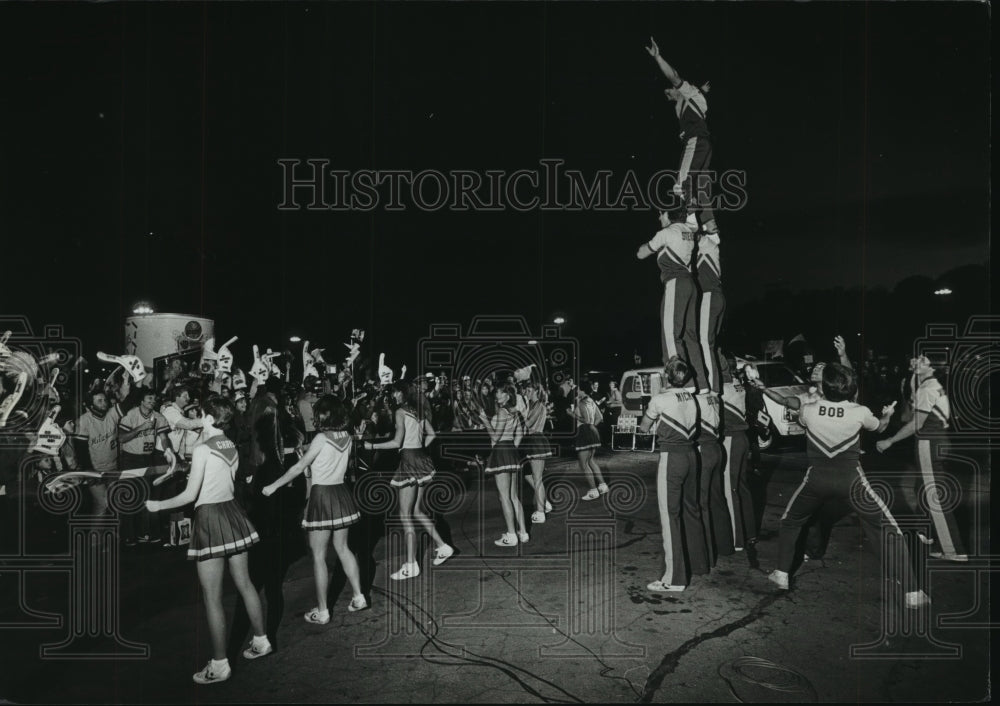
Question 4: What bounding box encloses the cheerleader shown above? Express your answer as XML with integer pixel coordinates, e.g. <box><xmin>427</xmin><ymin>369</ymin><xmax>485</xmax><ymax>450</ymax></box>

<box><xmin>146</xmin><ymin>397</ymin><xmax>271</xmax><ymax>685</ymax></box>
<box><xmin>263</xmin><ymin>396</ymin><xmax>367</xmax><ymax>623</ymax></box>
<box><xmin>569</xmin><ymin>387</ymin><xmax>609</xmax><ymax>501</ymax></box>
<box><xmin>363</xmin><ymin>381</ymin><xmax>453</xmax><ymax>579</ymax></box>
<box><xmin>520</xmin><ymin>381</ymin><xmax>553</xmax><ymax>523</ymax></box>
<box><xmin>480</xmin><ymin>383</ymin><xmax>529</xmax><ymax>546</ymax></box>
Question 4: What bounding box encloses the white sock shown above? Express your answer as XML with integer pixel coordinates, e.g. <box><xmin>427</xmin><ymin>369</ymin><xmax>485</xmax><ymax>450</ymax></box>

<box><xmin>252</xmin><ymin>634</ymin><xmax>270</xmax><ymax>646</ymax></box>
<box><xmin>211</xmin><ymin>658</ymin><xmax>229</xmax><ymax>668</ymax></box>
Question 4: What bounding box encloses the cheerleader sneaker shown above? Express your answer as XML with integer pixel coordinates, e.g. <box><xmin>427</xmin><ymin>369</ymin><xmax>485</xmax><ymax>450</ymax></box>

<box><xmin>767</xmin><ymin>570</ymin><xmax>790</xmax><ymax>590</ymax></box>
<box><xmin>597</xmin><ymin>482</ymin><xmax>609</xmax><ymax>495</ymax></box>
<box><xmin>929</xmin><ymin>552</ymin><xmax>968</xmax><ymax>562</ymax></box>
<box><xmin>531</xmin><ymin>511</ymin><xmax>546</xmax><ymax>524</ymax></box>
<box><xmin>518</xmin><ymin>531</ymin><xmax>530</xmax><ymax>544</ymax></box>
<box><xmin>348</xmin><ymin>595</ymin><xmax>369</xmax><ymax>612</ymax></box>
<box><xmin>432</xmin><ymin>544</ymin><xmax>455</xmax><ymax>566</ymax></box>
<box><xmin>242</xmin><ymin>635</ymin><xmax>273</xmax><ymax>660</ymax></box>
<box><xmin>905</xmin><ymin>590</ymin><xmax>932</xmax><ymax>610</ymax></box>
<box><xmin>582</xmin><ymin>488</ymin><xmax>600</xmax><ymax>501</ymax></box>
<box><xmin>390</xmin><ymin>562</ymin><xmax>420</xmax><ymax>580</ymax></box>
<box><xmin>193</xmin><ymin>658</ymin><xmax>231</xmax><ymax>685</ymax></box>
<box><xmin>545</xmin><ymin>500</ymin><xmax>553</xmax><ymax>513</ymax></box>
<box><xmin>647</xmin><ymin>580</ymin><xmax>685</xmax><ymax>592</ymax></box>
<box><xmin>304</xmin><ymin>607</ymin><xmax>331</xmax><ymax>624</ymax></box>
<box><xmin>494</xmin><ymin>532</ymin><xmax>518</xmax><ymax>547</ymax></box>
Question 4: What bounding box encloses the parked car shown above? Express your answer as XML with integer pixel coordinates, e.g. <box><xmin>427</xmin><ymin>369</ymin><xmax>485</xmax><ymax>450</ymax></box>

<box><xmin>738</xmin><ymin>358</ymin><xmax>811</xmax><ymax>451</ymax></box>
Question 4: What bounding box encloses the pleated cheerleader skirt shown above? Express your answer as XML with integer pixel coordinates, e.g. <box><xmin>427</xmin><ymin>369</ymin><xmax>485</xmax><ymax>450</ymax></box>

<box><xmin>574</xmin><ymin>423</ymin><xmax>602</xmax><ymax>452</ymax></box>
<box><xmin>520</xmin><ymin>433</ymin><xmax>553</xmax><ymax>461</ymax></box>
<box><xmin>302</xmin><ymin>484</ymin><xmax>361</xmax><ymax>530</ymax></box>
<box><xmin>391</xmin><ymin>448</ymin><xmax>436</xmax><ymax>488</ymax></box>
<box><xmin>484</xmin><ymin>440</ymin><xmax>522</xmax><ymax>475</ymax></box>
<box><xmin>187</xmin><ymin>500</ymin><xmax>260</xmax><ymax>561</ymax></box>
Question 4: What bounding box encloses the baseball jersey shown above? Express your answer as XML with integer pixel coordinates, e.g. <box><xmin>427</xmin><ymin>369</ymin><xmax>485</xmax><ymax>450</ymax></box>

<box><xmin>195</xmin><ymin>434</ymin><xmax>239</xmax><ymax>507</ymax></box>
<box><xmin>645</xmin><ymin>388</ymin><xmax>697</xmax><ymax>447</ymax></box>
<box><xmin>674</xmin><ymin>81</ymin><xmax>710</xmax><ymax>143</ymax></box>
<box><xmin>915</xmin><ymin>377</ymin><xmax>949</xmax><ymax>433</ymax></box>
<box><xmin>695</xmin><ymin>392</ymin><xmax>721</xmax><ymax>441</ymax></box>
<box><xmin>76</xmin><ymin>406</ymin><xmax>122</xmax><ymax>471</ymax></box>
<box><xmin>721</xmin><ymin>379</ymin><xmax>749</xmax><ymax>433</ymax></box>
<box><xmin>649</xmin><ymin>223</ymin><xmax>697</xmax><ymax>283</ymax></box>
<box><xmin>118</xmin><ymin>407</ymin><xmax>169</xmax><ymax>456</ymax></box>
<box><xmin>309</xmin><ymin>431</ymin><xmax>351</xmax><ymax>486</ymax></box>
<box><xmin>696</xmin><ymin>234</ymin><xmax>722</xmax><ymax>292</ymax></box>
<box><xmin>799</xmin><ymin>399</ymin><xmax>880</xmax><ymax>468</ymax></box>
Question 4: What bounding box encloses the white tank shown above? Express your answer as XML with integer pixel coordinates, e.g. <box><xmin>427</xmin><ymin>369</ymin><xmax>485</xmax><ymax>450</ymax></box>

<box><xmin>124</xmin><ymin>314</ymin><xmax>214</xmax><ymax>370</ymax></box>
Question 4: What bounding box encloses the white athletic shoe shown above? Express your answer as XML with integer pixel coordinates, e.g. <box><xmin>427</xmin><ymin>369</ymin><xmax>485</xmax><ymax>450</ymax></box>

<box><xmin>518</xmin><ymin>531</ymin><xmax>529</xmax><ymax>544</ymax></box>
<box><xmin>432</xmin><ymin>544</ymin><xmax>455</xmax><ymax>566</ymax></box>
<box><xmin>647</xmin><ymin>580</ymin><xmax>686</xmax><ymax>592</ymax></box>
<box><xmin>582</xmin><ymin>489</ymin><xmax>600</xmax><ymax>501</ymax></box>
<box><xmin>597</xmin><ymin>482</ymin><xmax>609</xmax><ymax>495</ymax></box>
<box><xmin>531</xmin><ymin>511</ymin><xmax>546</xmax><ymax>524</ymax></box>
<box><xmin>193</xmin><ymin>659</ymin><xmax>231</xmax><ymax>685</ymax></box>
<box><xmin>905</xmin><ymin>590</ymin><xmax>932</xmax><ymax>609</ymax></box>
<box><xmin>929</xmin><ymin>552</ymin><xmax>968</xmax><ymax>562</ymax></box>
<box><xmin>494</xmin><ymin>532</ymin><xmax>518</xmax><ymax>547</ymax></box>
<box><xmin>768</xmin><ymin>570</ymin><xmax>790</xmax><ymax>590</ymax></box>
<box><xmin>390</xmin><ymin>562</ymin><xmax>420</xmax><ymax>580</ymax></box>
<box><xmin>242</xmin><ymin>636</ymin><xmax>273</xmax><ymax>660</ymax></box>
<box><xmin>545</xmin><ymin>500</ymin><xmax>553</xmax><ymax>513</ymax></box>
<box><xmin>348</xmin><ymin>595</ymin><xmax>369</xmax><ymax>612</ymax></box>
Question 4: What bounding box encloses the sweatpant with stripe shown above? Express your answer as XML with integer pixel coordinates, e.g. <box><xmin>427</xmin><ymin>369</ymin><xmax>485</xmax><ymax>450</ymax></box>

<box><xmin>656</xmin><ymin>445</ymin><xmax>710</xmax><ymax>585</ymax></box>
<box><xmin>723</xmin><ymin>432</ymin><xmax>756</xmax><ymax>549</ymax></box>
<box><xmin>778</xmin><ymin>465</ymin><xmax>917</xmax><ymax>592</ymax></box>
<box><xmin>699</xmin><ymin>440</ymin><xmax>734</xmax><ymax>564</ymax></box>
<box><xmin>660</xmin><ymin>275</ymin><xmax>707</xmax><ymax>389</ymax></box>
<box><xmin>678</xmin><ymin>136</ymin><xmax>715</xmax><ymax>228</ymax></box>
<box><xmin>698</xmin><ymin>288</ymin><xmax>726</xmax><ymax>393</ymax></box>
<box><xmin>915</xmin><ymin>438</ymin><xmax>966</xmax><ymax>556</ymax></box>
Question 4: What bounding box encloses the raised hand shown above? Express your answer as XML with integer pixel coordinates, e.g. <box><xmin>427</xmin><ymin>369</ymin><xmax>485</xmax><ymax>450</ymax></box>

<box><xmin>216</xmin><ymin>336</ymin><xmax>238</xmax><ymax>374</ymax></box>
<box><xmin>881</xmin><ymin>401</ymin><xmax>897</xmax><ymax>418</ymax></box>
<box><xmin>96</xmin><ymin>351</ymin><xmax>147</xmax><ymax>383</ymax></box>
<box><xmin>249</xmin><ymin>345</ymin><xmax>270</xmax><ymax>384</ymax></box>
<box><xmin>302</xmin><ymin>341</ymin><xmax>320</xmax><ymax>381</ymax></box>
<box><xmin>833</xmin><ymin>335</ymin><xmax>847</xmax><ymax>356</ymax></box>
<box><xmin>29</xmin><ymin>405</ymin><xmax>65</xmax><ymax>455</ymax></box>
<box><xmin>645</xmin><ymin>36</ymin><xmax>659</xmax><ymax>57</ymax></box>
<box><xmin>378</xmin><ymin>353</ymin><xmax>394</xmax><ymax>385</ymax></box>
<box><xmin>263</xmin><ymin>348</ymin><xmax>282</xmax><ymax>376</ymax></box>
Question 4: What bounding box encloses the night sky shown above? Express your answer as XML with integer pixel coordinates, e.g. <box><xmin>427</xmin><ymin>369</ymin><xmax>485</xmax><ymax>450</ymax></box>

<box><xmin>0</xmin><ymin>2</ymin><xmax>990</xmax><ymax>372</ymax></box>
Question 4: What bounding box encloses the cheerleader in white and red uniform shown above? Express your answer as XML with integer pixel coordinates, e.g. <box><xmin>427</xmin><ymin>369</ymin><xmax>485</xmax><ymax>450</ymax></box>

<box><xmin>481</xmin><ymin>382</ymin><xmax>529</xmax><ymax>546</ymax></box>
<box><xmin>263</xmin><ymin>396</ymin><xmax>367</xmax><ymax>623</ymax></box>
<box><xmin>570</xmin><ymin>388</ymin><xmax>609</xmax><ymax>501</ymax></box>
<box><xmin>520</xmin><ymin>381</ymin><xmax>553</xmax><ymax>523</ymax></box>
<box><xmin>147</xmin><ymin>397</ymin><xmax>271</xmax><ymax>685</ymax></box>
<box><xmin>364</xmin><ymin>381</ymin><xmax>454</xmax><ymax>579</ymax></box>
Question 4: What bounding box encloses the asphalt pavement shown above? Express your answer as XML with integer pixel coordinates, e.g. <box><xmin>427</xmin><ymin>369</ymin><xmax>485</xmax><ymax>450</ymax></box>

<box><xmin>0</xmin><ymin>441</ymin><xmax>992</xmax><ymax>703</ymax></box>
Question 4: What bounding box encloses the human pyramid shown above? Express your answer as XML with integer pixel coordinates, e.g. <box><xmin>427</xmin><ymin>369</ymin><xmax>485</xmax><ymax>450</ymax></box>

<box><xmin>634</xmin><ymin>37</ymin><xmax>934</xmax><ymax>609</ymax></box>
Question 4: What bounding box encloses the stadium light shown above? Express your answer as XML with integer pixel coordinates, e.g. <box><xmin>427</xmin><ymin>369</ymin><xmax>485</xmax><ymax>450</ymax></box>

<box><xmin>289</xmin><ymin>336</ymin><xmax>302</xmax><ymax>343</ymax></box>
<box><xmin>132</xmin><ymin>302</ymin><xmax>154</xmax><ymax>315</ymax></box>
<box><xmin>934</xmin><ymin>288</ymin><xmax>953</xmax><ymax>295</ymax></box>
<box><xmin>553</xmin><ymin>317</ymin><xmax>566</xmax><ymax>325</ymax></box>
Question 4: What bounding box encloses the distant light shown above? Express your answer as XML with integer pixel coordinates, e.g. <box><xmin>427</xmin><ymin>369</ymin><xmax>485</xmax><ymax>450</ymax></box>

<box><xmin>527</xmin><ymin>340</ymin><xmax>538</xmax><ymax>345</ymax></box>
<box><xmin>84</xmin><ymin>369</ymin><xmax>89</xmax><ymax>373</ymax></box>
<box><xmin>934</xmin><ymin>288</ymin><xmax>953</xmax><ymax>295</ymax></box>
<box><xmin>132</xmin><ymin>303</ymin><xmax>154</xmax><ymax>315</ymax></box>
<box><xmin>553</xmin><ymin>317</ymin><xmax>566</xmax><ymax>325</ymax></box>
<box><xmin>289</xmin><ymin>336</ymin><xmax>302</xmax><ymax>343</ymax></box>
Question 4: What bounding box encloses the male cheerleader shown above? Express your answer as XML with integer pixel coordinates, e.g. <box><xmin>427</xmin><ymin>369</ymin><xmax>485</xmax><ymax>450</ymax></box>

<box><xmin>877</xmin><ymin>355</ymin><xmax>967</xmax><ymax>561</ymax></box>
<box><xmin>645</xmin><ymin>36</ymin><xmax>718</xmax><ymax>235</ymax></box>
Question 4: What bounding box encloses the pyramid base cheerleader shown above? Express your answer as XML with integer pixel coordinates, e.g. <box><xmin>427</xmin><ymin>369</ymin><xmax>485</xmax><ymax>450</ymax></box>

<box><xmin>146</xmin><ymin>397</ymin><xmax>272</xmax><ymax>685</ymax></box>
<box><xmin>264</xmin><ymin>396</ymin><xmax>368</xmax><ymax>622</ymax></box>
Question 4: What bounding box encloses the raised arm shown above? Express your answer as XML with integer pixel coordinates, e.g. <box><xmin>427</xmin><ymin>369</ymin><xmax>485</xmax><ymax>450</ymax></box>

<box><xmin>645</xmin><ymin>37</ymin><xmax>682</xmax><ymax>86</ymax></box>
<box><xmin>833</xmin><ymin>336</ymin><xmax>852</xmax><ymax>370</ymax></box>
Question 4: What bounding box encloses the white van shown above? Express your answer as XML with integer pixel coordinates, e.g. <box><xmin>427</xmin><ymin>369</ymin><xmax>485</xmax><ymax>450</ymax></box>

<box><xmin>617</xmin><ymin>367</ymin><xmax>668</xmax><ymax>419</ymax></box>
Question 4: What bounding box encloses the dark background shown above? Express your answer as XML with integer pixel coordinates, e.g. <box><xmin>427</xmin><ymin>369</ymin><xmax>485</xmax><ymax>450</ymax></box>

<box><xmin>0</xmin><ymin>2</ymin><xmax>990</xmax><ymax>373</ymax></box>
